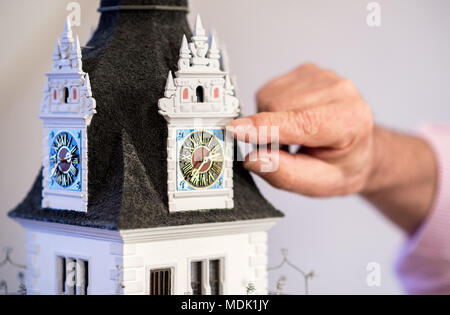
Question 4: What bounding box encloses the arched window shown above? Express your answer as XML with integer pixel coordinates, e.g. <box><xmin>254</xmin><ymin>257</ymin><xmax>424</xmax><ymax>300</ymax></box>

<box><xmin>196</xmin><ymin>86</ymin><xmax>204</xmax><ymax>103</ymax></box>
<box><xmin>64</xmin><ymin>87</ymin><xmax>69</xmax><ymax>103</ymax></box>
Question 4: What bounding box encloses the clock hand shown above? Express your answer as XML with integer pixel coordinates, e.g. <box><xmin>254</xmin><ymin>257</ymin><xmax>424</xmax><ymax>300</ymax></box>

<box><xmin>192</xmin><ymin>156</ymin><xmax>209</xmax><ymax>181</ymax></box>
<box><xmin>204</xmin><ymin>153</ymin><xmax>223</xmax><ymax>162</ymax></box>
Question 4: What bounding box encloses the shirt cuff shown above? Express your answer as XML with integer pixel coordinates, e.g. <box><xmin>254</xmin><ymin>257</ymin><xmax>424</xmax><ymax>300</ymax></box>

<box><xmin>395</xmin><ymin>124</ymin><xmax>450</xmax><ymax>294</ymax></box>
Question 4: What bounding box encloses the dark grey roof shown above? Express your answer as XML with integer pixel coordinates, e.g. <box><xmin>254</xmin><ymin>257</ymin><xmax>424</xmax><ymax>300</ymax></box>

<box><xmin>8</xmin><ymin>0</ymin><xmax>283</xmax><ymax>231</ymax></box>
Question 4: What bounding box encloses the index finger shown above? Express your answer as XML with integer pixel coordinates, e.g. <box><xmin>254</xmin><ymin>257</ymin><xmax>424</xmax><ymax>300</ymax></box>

<box><xmin>228</xmin><ymin>103</ymin><xmax>360</xmax><ymax>148</ymax></box>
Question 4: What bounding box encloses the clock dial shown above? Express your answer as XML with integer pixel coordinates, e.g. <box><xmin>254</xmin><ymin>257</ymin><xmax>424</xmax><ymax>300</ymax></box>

<box><xmin>49</xmin><ymin>131</ymin><xmax>80</xmax><ymax>188</ymax></box>
<box><xmin>179</xmin><ymin>130</ymin><xmax>224</xmax><ymax>189</ymax></box>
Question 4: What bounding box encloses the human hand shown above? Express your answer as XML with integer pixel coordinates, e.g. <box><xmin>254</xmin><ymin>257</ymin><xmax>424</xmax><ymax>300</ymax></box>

<box><xmin>228</xmin><ymin>63</ymin><xmax>375</xmax><ymax>197</ymax></box>
<box><xmin>228</xmin><ymin>63</ymin><xmax>437</xmax><ymax>233</ymax></box>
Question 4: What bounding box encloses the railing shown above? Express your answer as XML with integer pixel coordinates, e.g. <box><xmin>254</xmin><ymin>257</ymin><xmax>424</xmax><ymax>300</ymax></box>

<box><xmin>0</xmin><ymin>247</ymin><xmax>26</xmax><ymax>295</ymax></box>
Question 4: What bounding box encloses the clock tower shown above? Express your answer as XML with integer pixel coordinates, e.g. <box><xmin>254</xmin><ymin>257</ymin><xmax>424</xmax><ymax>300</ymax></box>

<box><xmin>158</xmin><ymin>15</ymin><xmax>240</xmax><ymax>212</ymax></box>
<box><xmin>39</xmin><ymin>18</ymin><xmax>96</xmax><ymax>212</ymax></box>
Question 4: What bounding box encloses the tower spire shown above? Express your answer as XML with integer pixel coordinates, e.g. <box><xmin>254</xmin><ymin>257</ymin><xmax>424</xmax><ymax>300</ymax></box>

<box><xmin>193</xmin><ymin>14</ymin><xmax>206</xmax><ymax>39</ymax></box>
<box><xmin>164</xmin><ymin>71</ymin><xmax>176</xmax><ymax>97</ymax></box>
<box><xmin>178</xmin><ymin>35</ymin><xmax>191</xmax><ymax>70</ymax></box>
<box><xmin>61</xmin><ymin>16</ymin><xmax>74</xmax><ymax>44</ymax></box>
<box><xmin>208</xmin><ymin>34</ymin><xmax>221</xmax><ymax>69</ymax></box>
<box><xmin>71</xmin><ymin>35</ymin><xmax>83</xmax><ymax>72</ymax></box>
<box><xmin>52</xmin><ymin>40</ymin><xmax>61</xmax><ymax>61</ymax></box>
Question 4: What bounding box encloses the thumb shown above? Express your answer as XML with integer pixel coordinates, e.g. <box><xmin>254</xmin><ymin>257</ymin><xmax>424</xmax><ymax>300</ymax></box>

<box><xmin>244</xmin><ymin>149</ymin><xmax>343</xmax><ymax>197</ymax></box>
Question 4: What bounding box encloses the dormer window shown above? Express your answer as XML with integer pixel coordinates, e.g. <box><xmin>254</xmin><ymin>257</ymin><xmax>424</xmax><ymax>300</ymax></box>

<box><xmin>182</xmin><ymin>88</ymin><xmax>189</xmax><ymax>101</ymax></box>
<box><xmin>64</xmin><ymin>87</ymin><xmax>69</xmax><ymax>103</ymax></box>
<box><xmin>196</xmin><ymin>86</ymin><xmax>204</xmax><ymax>103</ymax></box>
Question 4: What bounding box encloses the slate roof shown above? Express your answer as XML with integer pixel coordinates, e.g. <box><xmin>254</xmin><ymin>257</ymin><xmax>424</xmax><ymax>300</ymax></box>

<box><xmin>8</xmin><ymin>0</ymin><xmax>283</xmax><ymax>231</ymax></box>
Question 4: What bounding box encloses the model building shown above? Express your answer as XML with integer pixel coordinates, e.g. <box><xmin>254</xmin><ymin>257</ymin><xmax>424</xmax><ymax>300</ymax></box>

<box><xmin>8</xmin><ymin>0</ymin><xmax>282</xmax><ymax>295</ymax></box>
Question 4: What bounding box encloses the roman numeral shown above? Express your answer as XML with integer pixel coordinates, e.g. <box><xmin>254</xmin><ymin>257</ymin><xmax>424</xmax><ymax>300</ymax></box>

<box><xmin>69</xmin><ymin>164</ymin><xmax>77</xmax><ymax>176</ymax></box>
<box><xmin>211</xmin><ymin>162</ymin><xmax>222</xmax><ymax>175</ymax></box>
<box><xmin>200</xmin><ymin>132</ymin><xmax>206</xmax><ymax>146</ymax></box>
<box><xmin>199</xmin><ymin>173</ymin><xmax>207</xmax><ymax>186</ymax></box>
<box><xmin>67</xmin><ymin>172</ymin><xmax>73</xmax><ymax>185</ymax></box>
<box><xmin>181</xmin><ymin>153</ymin><xmax>191</xmax><ymax>161</ymax></box>
<box><xmin>208</xmin><ymin>171</ymin><xmax>215</xmax><ymax>182</ymax></box>
<box><xmin>191</xmin><ymin>173</ymin><xmax>199</xmax><ymax>185</ymax></box>
<box><xmin>182</xmin><ymin>163</ymin><xmax>193</xmax><ymax>177</ymax></box>
<box><xmin>210</xmin><ymin>145</ymin><xmax>221</xmax><ymax>155</ymax></box>
<box><xmin>190</xmin><ymin>134</ymin><xmax>200</xmax><ymax>148</ymax></box>
<box><xmin>207</xmin><ymin>134</ymin><xmax>214</xmax><ymax>146</ymax></box>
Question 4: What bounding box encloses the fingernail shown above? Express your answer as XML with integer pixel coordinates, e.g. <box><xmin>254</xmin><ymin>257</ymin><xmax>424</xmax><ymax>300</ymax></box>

<box><xmin>227</xmin><ymin>118</ymin><xmax>257</xmax><ymax>141</ymax></box>
<box><xmin>244</xmin><ymin>157</ymin><xmax>273</xmax><ymax>173</ymax></box>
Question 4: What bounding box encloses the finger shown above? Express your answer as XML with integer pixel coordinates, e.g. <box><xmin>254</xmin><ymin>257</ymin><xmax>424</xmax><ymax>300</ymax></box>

<box><xmin>228</xmin><ymin>102</ymin><xmax>357</xmax><ymax>148</ymax></box>
<box><xmin>257</xmin><ymin>65</ymin><xmax>340</xmax><ymax>112</ymax></box>
<box><xmin>243</xmin><ymin>149</ymin><xmax>344</xmax><ymax>197</ymax></box>
<box><xmin>257</xmin><ymin>63</ymin><xmax>321</xmax><ymax>112</ymax></box>
<box><xmin>259</xmin><ymin>76</ymin><xmax>342</xmax><ymax>113</ymax></box>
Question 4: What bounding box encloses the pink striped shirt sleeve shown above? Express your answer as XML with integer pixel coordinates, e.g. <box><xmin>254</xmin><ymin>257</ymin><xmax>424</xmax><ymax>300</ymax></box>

<box><xmin>395</xmin><ymin>125</ymin><xmax>450</xmax><ymax>294</ymax></box>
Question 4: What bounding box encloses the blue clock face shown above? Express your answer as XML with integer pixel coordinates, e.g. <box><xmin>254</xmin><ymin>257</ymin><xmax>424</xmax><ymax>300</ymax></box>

<box><xmin>49</xmin><ymin>130</ymin><xmax>81</xmax><ymax>190</ymax></box>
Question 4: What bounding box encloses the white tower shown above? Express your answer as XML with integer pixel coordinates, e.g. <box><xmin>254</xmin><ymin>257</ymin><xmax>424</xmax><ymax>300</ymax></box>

<box><xmin>39</xmin><ymin>17</ymin><xmax>96</xmax><ymax>212</ymax></box>
<box><xmin>158</xmin><ymin>15</ymin><xmax>240</xmax><ymax>212</ymax></box>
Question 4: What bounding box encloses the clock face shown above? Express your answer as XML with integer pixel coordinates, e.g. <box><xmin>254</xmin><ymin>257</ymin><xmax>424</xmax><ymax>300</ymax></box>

<box><xmin>49</xmin><ymin>130</ymin><xmax>81</xmax><ymax>190</ymax></box>
<box><xmin>178</xmin><ymin>130</ymin><xmax>225</xmax><ymax>190</ymax></box>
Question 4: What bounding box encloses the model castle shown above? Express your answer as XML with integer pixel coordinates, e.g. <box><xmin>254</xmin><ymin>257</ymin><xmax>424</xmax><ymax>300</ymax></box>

<box><xmin>9</xmin><ymin>0</ymin><xmax>282</xmax><ymax>295</ymax></box>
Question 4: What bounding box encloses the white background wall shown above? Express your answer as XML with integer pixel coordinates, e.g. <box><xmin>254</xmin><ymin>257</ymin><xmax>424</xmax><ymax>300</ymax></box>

<box><xmin>2</xmin><ymin>0</ymin><xmax>450</xmax><ymax>294</ymax></box>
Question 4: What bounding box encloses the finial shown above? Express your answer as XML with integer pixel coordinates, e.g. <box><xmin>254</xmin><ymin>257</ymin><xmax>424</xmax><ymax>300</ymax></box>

<box><xmin>164</xmin><ymin>71</ymin><xmax>176</xmax><ymax>98</ymax></box>
<box><xmin>194</xmin><ymin>14</ymin><xmax>206</xmax><ymax>38</ymax></box>
<box><xmin>208</xmin><ymin>34</ymin><xmax>221</xmax><ymax>69</ymax></box>
<box><xmin>73</xmin><ymin>35</ymin><xmax>82</xmax><ymax>56</ymax></box>
<box><xmin>52</xmin><ymin>40</ymin><xmax>61</xmax><ymax>60</ymax></box>
<box><xmin>208</xmin><ymin>35</ymin><xmax>220</xmax><ymax>59</ymax></box>
<box><xmin>180</xmin><ymin>35</ymin><xmax>190</xmax><ymax>56</ymax></box>
<box><xmin>61</xmin><ymin>16</ymin><xmax>73</xmax><ymax>43</ymax></box>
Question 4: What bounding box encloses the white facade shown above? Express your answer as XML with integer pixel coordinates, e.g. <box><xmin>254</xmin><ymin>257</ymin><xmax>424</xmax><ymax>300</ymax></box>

<box><xmin>18</xmin><ymin>219</ymin><xmax>277</xmax><ymax>295</ymax></box>
<box><xmin>158</xmin><ymin>15</ymin><xmax>240</xmax><ymax>212</ymax></box>
<box><xmin>39</xmin><ymin>17</ymin><xmax>96</xmax><ymax>212</ymax></box>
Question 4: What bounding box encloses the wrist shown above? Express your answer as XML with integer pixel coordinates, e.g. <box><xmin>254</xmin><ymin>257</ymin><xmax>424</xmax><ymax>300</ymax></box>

<box><xmin>360</xmin><ymin>125</ymin><xmax>438</xmax><ymax>233</ymax></box>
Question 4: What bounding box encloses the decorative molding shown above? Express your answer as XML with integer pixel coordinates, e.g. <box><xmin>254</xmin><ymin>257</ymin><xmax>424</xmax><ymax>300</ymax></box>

<box><xmin>16</xmin><ymin>219</ymin><xmax>122</xmax><ymax>241</ymax></box>
<box><xmin>119</xmin><ymin>218</ymin><xmax>280</xmax><ymax>243</ymax></box>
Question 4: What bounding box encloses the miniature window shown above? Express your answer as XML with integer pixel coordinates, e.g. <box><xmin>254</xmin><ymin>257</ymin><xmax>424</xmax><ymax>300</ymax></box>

<box><xmin>56</xmin><ymin>256</ymin><xmax>89</xmax><ymax>295</ymax></box>
<box><xmin>196</xmin><ymin>86</ymin><xmax>204</xmax><ymax>103</ymax></box>
<box><xmin>72</xmin><ymin>87</ymin><xmax>77</xmax><ymax>101</ymax></box>
<box><xmin>183</xmin><ymin>88</ymin><xmax>189</xmax><ymax>101</ymax></box>
<box><xmin>64</xmin><ymin>87</ymin><xmax>69</xmax><ymax>104</ymax></box>
<box><xmin>190</xmin><ymin>258</ymin><xmax>223</xmax><ymax>295</ymax></box>
<box><xmin>53</xmin><ymin>89</ymin><xmax>58</xmax><ymax>102</ymax></box>
<box><xmin>150</xmin><ymin>268</ymin><xmax>172</xmax><ymax>295</ymax></box>
<box><xmin>191</xmin><ymin>261</ymin><xmax>202</xmax><ymax>295</ymax></box>
<box><xmin>209</xmin><ymin>259</ymin><xmax>220</xmax><ymax>295</ymax></box>
<box><xmin>213</xmin><ymin>88</ymin><xmax>219</xmax><ymax>99</ymax></box>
